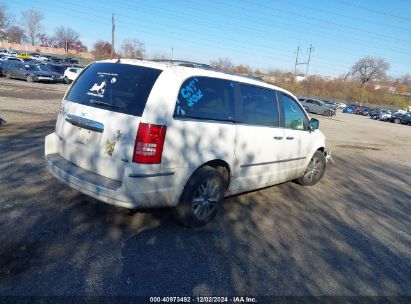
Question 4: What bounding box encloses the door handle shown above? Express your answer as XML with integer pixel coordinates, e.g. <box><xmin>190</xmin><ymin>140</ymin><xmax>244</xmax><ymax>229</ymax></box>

<box><xmin>273</xmin><ymin>136</ymin><xmax>283</xmax><ymax>140</ymax></box>
<box><xmin>286</xmin><ymin>136</ymin><xmax>294</xmax><ymax>140</ymax></box>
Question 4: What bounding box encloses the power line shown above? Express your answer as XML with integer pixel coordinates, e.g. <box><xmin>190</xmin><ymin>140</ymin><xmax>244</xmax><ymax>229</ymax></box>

<box><xmin>336</xmin><ymin>0</ymin><xmax>411</xmax><ymax>21</ymax></box>
<box><xmin>96</xmin><ymin>0</ymin><xmax>411</xmax><ymax>57</ymax></box>
<box><xmin>22</xmin><ymin>0</ymin><xmax>409</xmax><ymax>76</ymax></box>
<box><xmin>239</xmin><ymin>0</ymin><xmax>411</xmax><ymax>46</ymax></box>
<box><xmin>271</xmin><ymin>0</ymin><xmax>411</xmax><ymax>32</ymax></box>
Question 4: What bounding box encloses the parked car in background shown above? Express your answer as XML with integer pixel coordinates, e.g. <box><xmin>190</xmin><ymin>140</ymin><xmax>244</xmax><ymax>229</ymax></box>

<box><xmin>400</xmin><ymin>112</ymin><xmax>411</xmax><ymax>125</ymax></box>
<box><xmin>41</xmin><ymin>63</ymin><xmax>66</xmax><ymax>79</ymax></box>
<box><xmin>336</xmin><ymin>102</ymin><xmax>347</xmax><ymax>109</ymax></box>
<box><xmin>322</xmin><ymin>100</ymin><xmax>338</xmax><ymax>110</ymax></box>
<box><xmin>6</xmin><ymin>50</ymin><xmax>17</xmax><ymax>56</ymax></box>
<box><xmin>63</xmin><ymin>67</ymin><xmax>83</xmax><ymax>83</ymax></box>
<box><xmin>0</xmin><ymin>60</ymin><xmax>12</xmax><ymax>76</ymax></box>
<box><xmin>379</xmin><ymin>111</ymin><xmax>392</xmax><ymax>121</ymax></box>
<box><xmin>45</xmin><ymin>59</ymin><xmax>330</xmax><ymax>227</ymax></box>
<box><xmin>343</xmin><ymin>106</ymin><xmax>354</xmax><ymax>113</ymax></box>
<box><xmin>353</xmin><ymin>106</ymin><xmax>362</xmax><ymax>114</ymax></box>
<box><xmin>49</xmin><ymin>56</ymin><xmax>63</xmax><ymax>63</ymax></box>
<box><xmin>359</xmin><ymin>107</ymin><xmax>370</xmax><ymax>116</ymax></box>
<box><xmin>4</xmin><ymin>57</ymin><xmax>24</xmax><ymax>63</ymax></box>
<box><xmin>298</xmin><ymin>98</ymin><xmax>336</xmax><ymax>116</ymax></box>
<box><xmin>64</xmin><ymin>57</ymin><xmax>79</xmax><ymax>64</ymax></box>
<box><xmin>30</xmin><ymin>53</ymin><xmax>49</xmax><ymax>61</ymax></box>
<box><xmin>17</xmin><ymin>53</ymin><xmax>32</xmax><ymax>59</ymax></box>
<box><xmin>3</xmin><ymin>62</ymin><xmax>61</xmax><ymax>83</ymax></box>
<box><xmin>389</xmin><ymin>112</ymin><xmax>405</xmax><ymax>124</ymax></box>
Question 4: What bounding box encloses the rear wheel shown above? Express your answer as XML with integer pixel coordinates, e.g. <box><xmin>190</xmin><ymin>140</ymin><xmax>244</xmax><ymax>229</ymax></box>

<box><xmin>63</xmin><ymin>76</ymin><xmax>70</xmax><ymax>84</ymax></box>
<box><xmin>295</xmin><ymin>151</ymin><xmax>326</xmax><ymax>186</ymax></box>
<box><xmin>5</xmin><ymin>71</ymin><xmax>11</xmax><ymax>79</ymax></box>
<box><xmin>173</xmin><ymin>166</ymin><xmax>225</xmax><ymax>227</ymax></box>
<box><xmin>26</xmin><ymin>75</ymin><xmax>34</xmax><ymax>82</ymax></box>
<box><xmin>324</xmin><ymin>110</ymin><xmax>331</xmax><ymax>116</ymax></box>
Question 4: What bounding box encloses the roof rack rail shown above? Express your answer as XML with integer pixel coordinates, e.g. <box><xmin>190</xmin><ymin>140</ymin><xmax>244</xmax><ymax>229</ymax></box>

<box><xmin>151</xmin><ymin>59</ymin><xmax>211</xmax><ymax>69</ymax></box>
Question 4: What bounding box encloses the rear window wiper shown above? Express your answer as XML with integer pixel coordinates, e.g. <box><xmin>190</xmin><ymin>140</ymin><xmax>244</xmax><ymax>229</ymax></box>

<box><xmin>90</xmin><ymin>99</ymin><xmax>123</xmax><ymax>109</ymax></box>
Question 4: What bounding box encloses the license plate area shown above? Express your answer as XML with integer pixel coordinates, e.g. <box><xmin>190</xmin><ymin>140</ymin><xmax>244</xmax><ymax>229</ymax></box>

<box><xmin>75</xmin><ymin>128</ymin><xmax>92</xmax><ymax>144</ymax></box>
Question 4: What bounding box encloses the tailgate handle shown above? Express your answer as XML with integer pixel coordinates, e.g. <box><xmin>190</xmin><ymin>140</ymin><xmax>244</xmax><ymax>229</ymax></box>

<box><xmin>65</xmin><ymin>114</ymin><xmax>104</xmax><ymax>133</ymax></box>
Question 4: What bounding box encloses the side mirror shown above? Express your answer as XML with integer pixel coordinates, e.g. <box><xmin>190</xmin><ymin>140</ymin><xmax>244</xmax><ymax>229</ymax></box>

<box><xmin>310</xmin><ymin>118</ymin><xmax>319</xmax><ymax>130</ymax></box>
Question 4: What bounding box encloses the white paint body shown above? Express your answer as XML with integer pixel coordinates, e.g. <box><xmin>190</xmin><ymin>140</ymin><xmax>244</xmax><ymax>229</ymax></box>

<box><xmin>45</xmin><ymin>59</ymin><xmax>326</xmax><ymax>209</ymax></box>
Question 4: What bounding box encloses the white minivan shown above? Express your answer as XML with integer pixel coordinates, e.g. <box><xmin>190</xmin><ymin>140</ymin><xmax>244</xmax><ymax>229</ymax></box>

<box><xmin>45</xmin><ymin>59</ymin><xmax>328</xmax><ymax>227</ymax></box>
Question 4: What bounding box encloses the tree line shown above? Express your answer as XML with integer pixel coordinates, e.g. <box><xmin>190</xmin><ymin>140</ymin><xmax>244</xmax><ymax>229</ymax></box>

<box><xmin>210</xmin><ymin>57</ymin><xmax>410</xmax><ymax>108</ymax></box>
<box><xmin>0</xmin><ymin>3</ymin><xmax>147</xmax><ymax>57</ymax></box>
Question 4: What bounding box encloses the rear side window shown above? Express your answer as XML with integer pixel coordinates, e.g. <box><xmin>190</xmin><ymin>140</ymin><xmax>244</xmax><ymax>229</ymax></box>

<box><xmin>174</xmin><ymin>77</ymin><xmax>235</xmax><ymax>121</ymax></box>
<box><xmin>66</xmin><ymin>63</ymin><xmax>162</xmax><ymax>117</ymax></box>
<box><xmin>238</xmin><ymin>84</ymin><xmax>279</xmax><ymax>127</ymax></box>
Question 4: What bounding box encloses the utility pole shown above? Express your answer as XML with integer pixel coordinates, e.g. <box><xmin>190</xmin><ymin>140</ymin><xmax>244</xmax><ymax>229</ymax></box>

<box><xmin>171</xmin><ymin>47</ymin><xmax>174</xmax><ymax>60</ymax></box>
<box><xmin>293</xmin><ymin>46</ymin><xmax>300</xmax><ymax>80</ymax></box>
<box><xmin>305</xmin><ymin>44</ymin><xmax>314</xmax><ymax>78</ymax></box>
<box><xmin>293</xmin><ymin>44</ymin><xmax>314</xmax><ymax>80</ymax></box>
<box><xmin>111</xmin><ymin>13</ymin><xmax>115</xmax><ymax>59</ymax></box>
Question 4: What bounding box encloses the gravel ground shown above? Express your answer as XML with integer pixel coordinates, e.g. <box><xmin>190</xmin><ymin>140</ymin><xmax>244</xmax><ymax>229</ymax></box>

<box><xmin>0</xmin><ymin>77</ymin><xmax>410</xmax><ymax>297</ymax></box>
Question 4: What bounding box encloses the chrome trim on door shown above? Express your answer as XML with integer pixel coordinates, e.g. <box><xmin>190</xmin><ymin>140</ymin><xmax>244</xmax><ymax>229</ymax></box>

<box><xmin>65</xmin><ymin>114</ymin><xmax>104</xmax><ymax>133</ymax></box>
<box><xmin>240</xmin><ymin>157</ymin><xmax>306</xmax><ymax>168</ymax></box>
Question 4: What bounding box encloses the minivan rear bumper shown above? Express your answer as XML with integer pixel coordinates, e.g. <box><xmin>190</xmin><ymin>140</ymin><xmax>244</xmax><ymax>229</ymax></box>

<box><xmin>45</xmin><ymin>133</ymin><xmax>180</xmax><ymax>209</ymax></box>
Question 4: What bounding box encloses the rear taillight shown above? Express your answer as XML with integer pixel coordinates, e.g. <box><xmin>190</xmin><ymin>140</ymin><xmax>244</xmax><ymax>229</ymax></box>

<box><xmin>132</xmin><ymin>123</ymin><xmax>167</xmax><ymax>164</ymax></box>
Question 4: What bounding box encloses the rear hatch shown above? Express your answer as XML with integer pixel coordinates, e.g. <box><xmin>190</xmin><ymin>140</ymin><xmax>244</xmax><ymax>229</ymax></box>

<box><xmin>55</xmin><ymin>62</ymin><xmax>163</xmax><ymax>180</ymax></box>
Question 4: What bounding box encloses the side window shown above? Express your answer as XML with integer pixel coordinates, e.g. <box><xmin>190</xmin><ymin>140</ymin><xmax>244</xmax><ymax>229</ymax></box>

<box><xmin>238</xmin><ymin>84</ymin><xmax>279</xmax><ymax>127</ymax></box>
<box><xmin>282</xmin><ymin>94</ymin><xmax>308</xmax><ymax>131</ymax></box>
<box><xmin>306</xmin><ymin>99</ymin><xmax>313</xmax><ymax>104</ymax></box>
<box><xmin>174</xmin><ymin>77</ymin><xmax>235</xmax><ymax>121</ymax></box>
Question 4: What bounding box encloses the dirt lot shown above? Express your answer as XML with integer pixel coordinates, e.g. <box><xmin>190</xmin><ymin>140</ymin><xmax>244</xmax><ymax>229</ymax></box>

<box><xmin>0</xmin><ymin>78</ymin><xmax>410</xmax><ymax>296</ymax></box>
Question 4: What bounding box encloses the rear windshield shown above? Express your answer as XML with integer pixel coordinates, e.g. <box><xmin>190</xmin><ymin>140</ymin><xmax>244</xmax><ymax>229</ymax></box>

<box><xmin>66</xmin><ymin>62</ymin><xmax>162</xmax><ymax>117</ymax></box>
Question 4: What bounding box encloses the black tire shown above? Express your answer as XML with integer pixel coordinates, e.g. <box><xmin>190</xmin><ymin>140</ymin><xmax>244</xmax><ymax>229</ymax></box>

<box><xmin>5</xmin><ymin>71</ymin><xmax>11</xmax><ymax>79</ymax></box>
<box><xmin>26</xmin><ymin>75</ymin><xmax>34</xmax><ymax>83</ymax></box>
<box><xmin>63</xmin><ymin>76</ymin><xmax>70</xmax><ymax>84</ymax></box>
<box><xmin>173</xmin><ymin>166</ymin><xmax>225</xmax><ymax>227</ymax></box>
<box><xmin>295</xmin><ymin>151</ymin><xmax>326</xmax><ymax>186</ymax></box>
<box><xmin>324</xmin><ymin>110</ymin><xmax>331</xmax><ymax>116</ymax></box>
<box><xmin>394</xmin><ymin>118</ymin><xmax>400</xmax><ymax>124</ymax></box>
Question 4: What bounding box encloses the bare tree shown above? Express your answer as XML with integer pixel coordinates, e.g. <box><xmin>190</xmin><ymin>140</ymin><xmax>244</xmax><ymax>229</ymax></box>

<box><xmin>210</xmin><ymin>58</ymin><xmax>234</xmax><ymax>72</ymax></box>
<box><xmin>37</xmin><ymin>32</ymin><xmax>57</xmax><ymax>48</ymax></box>
<box><xmin>6</xmin><ymin>25</ymin><xmax>25</xmax><ymax>43</ymax></box>
<box><xmin>92</xmin><ymin>40</ymin><xmax>113</xmax><ymax>60</ymax></box>
<box><xmin>21</xmin><ymin>9</ymin><xmax>44</xmax><ymax>45</ymax></box>
<box><xmin>119</xmin><ymin>39</ymin><xmax>145</xmax><ymax>59</ymax></box>
<box><xmin>398</xmin><ymin>74</ymin><xmax>411</xmax><ymax>85</ymax></box>
<box><xmin>0</xmin><ymin>3</ymin><xmax>12</xmax><ymax>40</ymax></box>
<box><xmin>350</xmin><ymin>57</ymin><xmax>390</xmax><ymax>84</ymax></box>
<box><xmin>233</xmin><ymin>64</ymin><xmax>252</xmax><ymax>75</ymax></box>
<box><xmin>54</xmin><ymin>26</ymin><xmax>80</xmax><ymax>52</ymax></box>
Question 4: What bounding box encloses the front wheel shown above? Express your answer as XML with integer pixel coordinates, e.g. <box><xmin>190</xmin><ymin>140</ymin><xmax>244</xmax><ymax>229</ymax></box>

<box><xmin>324</xmin><ymin>110</ymin><xmax>331</xmax><ymax>116</ymax></box>
<box><xmin>26</xmin><ymin>75</ymin><xmax>34</xmax><ymax>82</ymax></box>
<box><xmin>63</xmin><ymin>76</ymin><xmax>70</xmax><ymax>84</ymax></box>
<box><xmin>295</xmin><ymin>151</ymin><xmax>326</xmax><ymax>186</ymax></box>
<box><xmin>173</xmin><ymin>166</ymin><xmax>225</xmax><ymax>227</ymax></box>
<box><xmin>5</xmin><ymin>71</ymin><xmax>11</xmax><ymax>79</ymax></box>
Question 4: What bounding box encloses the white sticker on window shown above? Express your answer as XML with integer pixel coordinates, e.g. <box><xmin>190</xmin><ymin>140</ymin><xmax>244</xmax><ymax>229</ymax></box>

<box><xmin>87</xmin><ymin>80</ymin><xmax>107</xmax><ymax>98</ymax></box>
